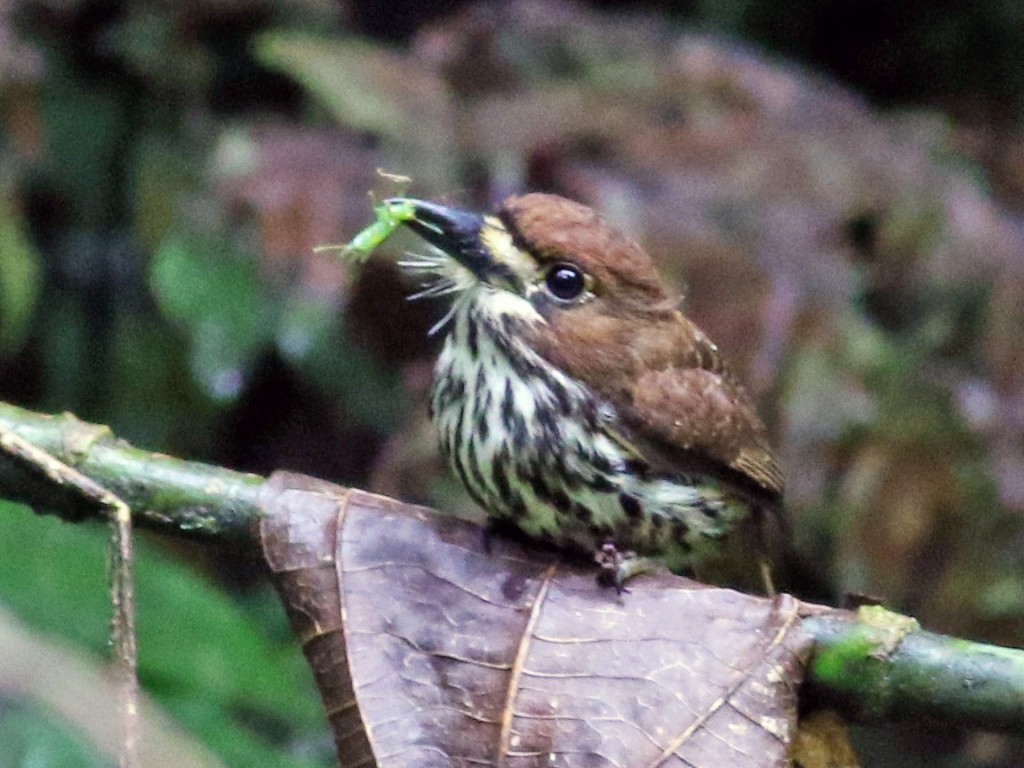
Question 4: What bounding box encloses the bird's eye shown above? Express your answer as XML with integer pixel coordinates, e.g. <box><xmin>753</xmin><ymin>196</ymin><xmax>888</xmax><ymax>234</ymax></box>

<box><xmin>543</xmin><ymin>263</ymin><xmax>587</xmax><ymax>301</ymax></box>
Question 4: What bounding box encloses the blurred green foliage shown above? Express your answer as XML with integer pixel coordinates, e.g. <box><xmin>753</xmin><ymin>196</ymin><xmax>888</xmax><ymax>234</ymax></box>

<box><xmin>0</xmin><ymin>498</ymin><xmax>330</xmax><ymax>768</ymax></box>
<box><xmin>152</xmin><ymin>231</ymin><xmax>272</xmax><ymax>401</ymax></box>
<box><xmin>0</xmin><ymin>701</ymin><xmax>108</xmax><ymax>768</ymax></box>
<box><xmin>0</xmin><ymin>193</ymin><xmax>40</xmax><ymax>354</ymax></box>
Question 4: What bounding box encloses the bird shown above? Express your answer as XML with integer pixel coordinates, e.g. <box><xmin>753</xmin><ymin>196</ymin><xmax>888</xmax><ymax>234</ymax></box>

<box><xmin>392</xmin><ymin>193</ymin><xmax>784</xmax><ymax>589</ymax></box>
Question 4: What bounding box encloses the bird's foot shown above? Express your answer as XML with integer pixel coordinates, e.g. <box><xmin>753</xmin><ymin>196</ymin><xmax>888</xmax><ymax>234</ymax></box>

<box><xmin>594</xmin><ymin>541</ymin><xmax>655</xmax><ymax>595</ymax></box>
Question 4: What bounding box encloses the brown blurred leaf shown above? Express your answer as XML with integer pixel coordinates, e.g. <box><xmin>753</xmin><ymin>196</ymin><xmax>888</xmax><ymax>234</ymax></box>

<box><xmin>214</xmin><ymin>124</ymin><xmax>379</xmax><ymax>275</ymax></box>
<box><xmin>1</xmin><ymin>83</ymin><xmax>44</xmax><ymax>159</ymax></box>
<box><xmin>984</xmin><ymin>277</ymin><xmax>1024</xmax><ymax>395</ymax></box>
<box><xmin>837</xmin><ymin>440</ymin><xmax>962</xmax><ymax>615</ymax></box>
<box><xmin>261</xmin><ymin>472</ymin><xmax>821</xmax><ymax>768</ymax></box>
<box><xmin>970</xmin><ymin>276</ymin><xmax>1024</xmax><ymax>512</ymax></box>
<box><xmin>256</xmin><ymin>33</ymin><xmax>457</xmax><ymax>192</ymax></box>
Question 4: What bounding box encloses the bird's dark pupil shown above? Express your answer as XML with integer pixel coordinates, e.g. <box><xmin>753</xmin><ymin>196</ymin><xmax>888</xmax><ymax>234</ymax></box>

<box><xmin>546</xmin><ymin>265</ymin><xmax>584</xmax><ymax>300</ymax></box>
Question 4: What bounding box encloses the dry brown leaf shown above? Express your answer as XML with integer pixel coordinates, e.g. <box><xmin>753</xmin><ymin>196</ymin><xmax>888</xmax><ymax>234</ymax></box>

<box><xmin>261</xmin><ymin>472</ymin><xmax>824</xmax><ymax>768</ymax></box>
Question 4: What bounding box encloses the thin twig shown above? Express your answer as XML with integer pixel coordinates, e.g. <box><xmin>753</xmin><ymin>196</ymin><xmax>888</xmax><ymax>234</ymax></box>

<box><xmin>0</xmin><ymin>425</ymin><xmax>138</xmax><ymax>768</ymax></box>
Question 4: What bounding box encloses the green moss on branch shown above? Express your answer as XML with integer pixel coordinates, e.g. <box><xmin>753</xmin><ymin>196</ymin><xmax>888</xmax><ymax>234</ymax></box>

<box><xmin>804</xmin><ymin>607</ymin><xmax>1024</xmax><ymax>731</ymax></box>
<box><xmin>0</xmin><ymin>402</ymin><xmax>264</xmax><ymax>540</ymax></box>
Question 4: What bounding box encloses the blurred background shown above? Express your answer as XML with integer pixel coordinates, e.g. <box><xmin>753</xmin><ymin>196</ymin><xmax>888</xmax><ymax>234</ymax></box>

<box><xmin>1</xmin><ymin>0</ymin><xmax>1023</xmax><ymax>765</ymax></box>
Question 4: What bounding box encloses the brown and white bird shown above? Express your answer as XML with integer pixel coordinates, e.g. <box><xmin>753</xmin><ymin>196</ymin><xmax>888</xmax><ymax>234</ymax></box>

<box><xmin>393</xmin><ymin>193</ymin><xmax>784</xmax><ymax>587</ymax></box>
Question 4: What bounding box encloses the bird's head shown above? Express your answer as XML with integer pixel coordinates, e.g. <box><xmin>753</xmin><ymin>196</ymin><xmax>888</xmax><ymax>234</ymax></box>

<box><xmin>393</xmin><ymin>193</ymin><xmax>675</xmax><ymax>331</ymax></box>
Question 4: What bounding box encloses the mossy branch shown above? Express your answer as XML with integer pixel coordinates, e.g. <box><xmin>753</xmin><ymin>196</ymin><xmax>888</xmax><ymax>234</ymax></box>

<box><xmin>804</xmin><ymin>608</ymin><xmax>1024</xmax><ymax>731</ymax></box>
<box><xmin>0</xmin><ymin>401</ymin><xmax>264</xmax><ymax>541</ymax></box>
<box><xmin>1</xmin><ymin>400</ymin><xmax>1022</xmax><ymax>734</ymax></box>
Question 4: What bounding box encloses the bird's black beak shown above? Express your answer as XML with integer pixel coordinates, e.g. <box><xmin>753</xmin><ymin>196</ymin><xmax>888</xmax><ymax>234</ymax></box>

<box><xmin>389</xmin><ymin>198</ymin><xmax>493</xmax><ymax>280</ymax></box>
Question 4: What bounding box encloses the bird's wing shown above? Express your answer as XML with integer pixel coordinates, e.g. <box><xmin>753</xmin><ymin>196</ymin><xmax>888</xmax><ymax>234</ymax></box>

<box><xmin>612</xmin><ymin>365</ymin><xmax>784</xmax><ymax>500</ymax></box>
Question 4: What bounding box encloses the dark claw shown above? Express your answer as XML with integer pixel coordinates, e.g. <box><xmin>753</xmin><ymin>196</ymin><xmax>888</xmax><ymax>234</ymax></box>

<box><xmin>593</xmin><ymin>539</ymin><xmax>658</xmax><ymax>597</ymax></box>
<box><xmin>593</xmin><ymin>540</ymin><xmax>631</xmax><ymax>595</ymax></box>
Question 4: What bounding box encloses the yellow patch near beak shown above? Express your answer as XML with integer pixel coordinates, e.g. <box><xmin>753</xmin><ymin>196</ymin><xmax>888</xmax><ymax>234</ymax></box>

<box><xmin>478</xmin><ymin>215</ymin><xmax>539</xmax><ymax>287</ymax></box>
